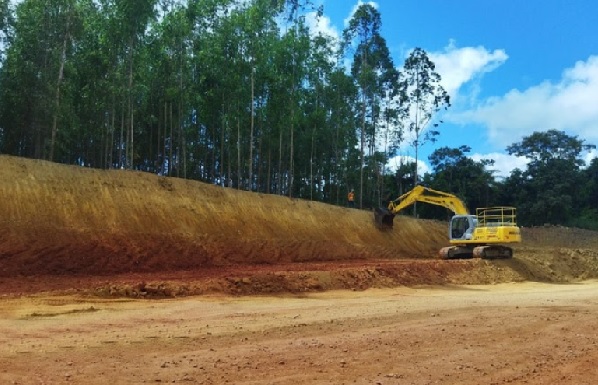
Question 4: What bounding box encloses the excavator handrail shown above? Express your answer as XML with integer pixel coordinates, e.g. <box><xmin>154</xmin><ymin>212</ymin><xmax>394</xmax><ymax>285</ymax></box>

<box><xmin>476</xmin><ymin>206</ymin><xmax>518</xmax><ymax>226</ymax></box>
<box><xmin>387</xmin><ymin>185</ymin><xmax>469</xmax><ymax>216</ymax></box>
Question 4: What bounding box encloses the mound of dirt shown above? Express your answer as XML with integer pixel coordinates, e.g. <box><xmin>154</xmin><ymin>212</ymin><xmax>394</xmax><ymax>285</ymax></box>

<box><xmin>1</xmin><ymin>155</ymin><xmax>597</xmax><ymax>296</ymax></box>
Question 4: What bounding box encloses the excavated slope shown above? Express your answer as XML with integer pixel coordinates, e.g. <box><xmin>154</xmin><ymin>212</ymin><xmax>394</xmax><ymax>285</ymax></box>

<box><xmin>0</xmin><ymin>155</ymin><xmax>448</xmax><ymax>277</ymax></box>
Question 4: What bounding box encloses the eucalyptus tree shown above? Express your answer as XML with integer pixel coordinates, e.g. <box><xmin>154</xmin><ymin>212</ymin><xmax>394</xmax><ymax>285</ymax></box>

<box><xmin>185</xmin><ymin>0</ymin><xmax>283</xmax><ymax>190</ymax></box>
<box><xmin>48</xmin><ymin>0</ymin><xmax>82</xmax><ymax>162</ymax></box>
<box><xmin>0</xmin><ymin>0</ymin><xmax>82</xmax><ymax>160</ymax></box>
<box><xmin>0</xmin><ymin>0</ymin><xmax>12</xmax><ymax>60</ymax></box>
<box><xmin>273</xmin><ymin>0</ymin><xmax>321</xmax><ymax>197</ymax></box>
<box><xmin>289</xmin><ymin>27</ymin><xmax>336</xmax><ymax>200</ymax></box>
<box><xmin>78</xmin><ymin>0</ymin><xmax>129</xmax><ymax>168</ymax></box>
<box><xmin>0</xmin><ymin>0</ymin><xmax>8</xmax><ymax>150</ymax></box>
<box><xmin>324</xmin><ymin>68</ymin><xmax>359</xmax><ymax>204</ymax></box>
<box><xmin>376</xmin><ymin>64</ymin><xmax>401</xmax><ymax>206</ymax></box>
<box><xmin>114</xmin><ymin>0</ymin><xmax>157</xmax><ymax>169</ymax></box>
<box><xmin>65</xmin><ymin>0</ymin><xmax>103</xmax><ymax>166</ymax></box>
<box><xmin>142</xmin><ymin>1</ymin><xmax>193</xmax><ymax>177</ymax></box>
<box><xmin>267</xmin><ymin>25</ymin><xmax>298</xmax><ymax>194</ymax></box>
<box><xmin>400</xmin><ymin>47</ymin><xmax>450</xmax><ymax>191</ymax></box>
<box><xmin>229</xmin><ymin>0</ymin><xmax>281</xmax><ymax>191</ymax></box>
<box><xmin>342</xmin><ymin>3</ymin><xmax>395</xmax><ymax>208</ymax></box>
<box><xmin>0</xmin><ymin>0</ymin><xmax>9</xmax><ymax>29</ymax></box>
<box><xmin>185</xmin><ymin>0</ymin><xmax>236</xmax><ymax>181</ymax></box>
<box><xmin>246</xmin><ymin>0</ymin><xmax>286</xmax><ymax>192</ymax></box>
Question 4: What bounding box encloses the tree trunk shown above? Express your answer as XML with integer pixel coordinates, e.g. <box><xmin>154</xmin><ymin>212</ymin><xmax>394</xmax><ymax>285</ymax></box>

<box><xmin>119</xmin><ymin>108</ymin><xmax>124</xmax><ymax>169</ymax></box>
<box><xmin>237</xmin><ymin>117</ymin><xmax>241</xmax><ymax>189</ymax></box>
<box><xmin>267</xmin><ymin>147</ymin><xmax>271</xmax><ymax>194</ymax></box>
<box><xmin>49</xmin><ymin>18</ymin><xmax>70</xmax><ymax>162</ymax></box>
<box><xmin>108</xmin><ymin>103</ymin><xmax>115</xmax><ymax>169</ymax></box>
<box><xmin>220</xmin><ymin>96</ymin><xmax>225</xmax><ymax>184</ymax></box>
<box><xmin>179</xmin><ymin>40</ymin><xmax>186</xmax><ymax>178</ymax></box>
<box><xmin>127</xmin><ymin>36</ymin><xmax>134</xmax><ymax>169</ymax></box>
<box><xmin>248</xmin><ymin>66</ymin><xmax>254</xmax><ymax>191</ymax></box>
<box><xmin>310</xmin><ymin>126</ymin><xmax>314</xmax><ymax>201</ymax></box>
<box><xmin>360</xmin><ymin>94</ymin><xmax>366</xmax><ymax>209</ymax></box>
<box><xmin>163</xmin><ymin>102</ymin><xmax>167</xmax><ymax>174</ymax></box>
<box><xmin>169</xmin><ymin>103</ymin><xmax>173</xmax><ymax>176</ymax></box>
<box><xmin>278</xmin><ymin>130</ymin><xmax>283</xmax><ymax>195</ymax></box>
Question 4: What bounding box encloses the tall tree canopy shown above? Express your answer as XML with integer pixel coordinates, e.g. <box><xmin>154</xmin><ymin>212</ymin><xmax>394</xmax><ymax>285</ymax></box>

<box><xmin>400</xmin><ymin>47</ymin><xmax>450</xmax><ymax>189</ymax></box>
<box><xmin>342</xmin><ymin>3</ymin><xmax>397</xmax><ymax>208</ymax></box>
<box><xmin>506</xmin><ymin>129</ymin><xmax>596</xmax><ymax>166</ymax></box>
<box><xmin>504</xmin><ymin>130</ymin><xmax>596</xmax><ymax>226</ymax></box>
<box><xmin>1</xmin><ymin>1</ymin><xmax>597</xmax><ymax>230</ymax></box>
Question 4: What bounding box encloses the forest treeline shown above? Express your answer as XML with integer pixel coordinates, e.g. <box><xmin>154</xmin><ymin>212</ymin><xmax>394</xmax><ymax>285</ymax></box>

<box><xmin>0</xmin><ymin>0</ymin><xmax>596</xmax><ymax>229</ymax></box>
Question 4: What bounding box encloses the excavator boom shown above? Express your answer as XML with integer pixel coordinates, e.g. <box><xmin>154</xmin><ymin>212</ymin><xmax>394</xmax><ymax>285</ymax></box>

<box><xmin>375</xmin><ymin>185</ymin><xmax>468</xmax><ymax>227</ymax></box>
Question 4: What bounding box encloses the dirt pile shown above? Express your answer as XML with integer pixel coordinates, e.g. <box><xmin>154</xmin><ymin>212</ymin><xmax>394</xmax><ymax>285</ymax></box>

<box><xmin>0</xmin><ymin>155</ymin><xmax>597</xmax><ymax>296</ymax></box>
<box><xmin>0</xmin><ymin>155</ymin><xmax>445</xmax><ymax>275</ymax></box>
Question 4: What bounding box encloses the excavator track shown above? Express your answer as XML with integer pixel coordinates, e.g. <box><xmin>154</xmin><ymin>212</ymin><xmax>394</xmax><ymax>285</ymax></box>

<box><xmin>473</xmin><ymin>246</ymin><xmax>513</xmax><ymax>259</ymax></box>
<box><xmin>439</xmin><ymin>246</ymin><xmax>474</xmax><ymax>260</ymax></box>
<box><xmin>439</xmin><ymin>245</ymin><xmax>513</xmax><ymax>260</ymax></box>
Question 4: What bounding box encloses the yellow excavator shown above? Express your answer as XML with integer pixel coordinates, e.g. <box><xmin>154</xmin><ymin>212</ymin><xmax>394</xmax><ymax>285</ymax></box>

<box><xmin>374</xmin><ymin>185</ymin><xmax>521</xmax><ymax>259</ymax></box>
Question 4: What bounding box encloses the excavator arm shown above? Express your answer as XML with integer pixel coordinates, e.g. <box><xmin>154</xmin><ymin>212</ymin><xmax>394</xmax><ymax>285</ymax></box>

<box><xmin>375</xmin><ymin>185</ymin><xmax>469</xmax><ymax>227</ymax></box>
<box><xmin>373</xmin><ymin>185</ymin><xmax>521</xmax><ymax>260</ymax></box>
<box><xmin>387</xmin><ymin>185</ymin><xmax>469</xmax><ymax>215</ymax></box>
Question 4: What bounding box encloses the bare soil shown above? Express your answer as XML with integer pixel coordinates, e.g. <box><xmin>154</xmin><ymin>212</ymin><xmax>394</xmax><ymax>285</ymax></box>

<box><xmin>1</xmin><ymin>155</ymin><xmax>598</xmax><ymax>384</ymax></box>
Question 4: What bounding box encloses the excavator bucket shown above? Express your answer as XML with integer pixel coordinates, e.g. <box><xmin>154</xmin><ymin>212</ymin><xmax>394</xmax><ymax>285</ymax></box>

<box><xmin>374</xmin><ymin>207</ymin><xmax>395</xmax><ymax>228</ymax></box>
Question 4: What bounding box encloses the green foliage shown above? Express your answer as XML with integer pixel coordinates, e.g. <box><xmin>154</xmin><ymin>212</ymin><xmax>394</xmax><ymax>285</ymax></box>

<box><xmin>507</xmin><ymin>129</ymin><xmax>596</xmax><ymax>167</ymax></box>
<box><xmin>428</xmin><ymin>145</ymin><xmax>495</xmax><ymax>208</ymax></box>
<box><xmin>568</xmin><ymin>209</ymin><xmax>598</xmax><ymax>231</ymax></box>
<box><xmin>400</xmin><ymin>47</ymin><xmax>450</xmax><ymax>189</ymax></box>
<box><xmin>0</xmin><ymin>1</ymin><xmax>596</xmax><ymax>229</ymax></box>
<box><xmin>342</xmin><ymin>3</ymin><xmax>397</xmax><ymax>208</ymax></box>
<box><xmin>413</xmin><ymin>146</ymin><xmax>496</xmax><ymax>220</ymax></box>
<box><xmin>0</xmin><ymin>0</ymin><xmax>12</xmax><ymax>52</ymax></box>
<box><xmin>503</xmin><ymin>130</ymin><xmax>596</xmax><ymax>227</ymax></box>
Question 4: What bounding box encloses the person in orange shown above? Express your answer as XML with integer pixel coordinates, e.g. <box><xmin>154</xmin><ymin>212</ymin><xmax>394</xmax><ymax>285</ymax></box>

<box><xmin>347</xmin><ymin>189</ymin><xmax>355</xmax><ymax>207</ymax></box>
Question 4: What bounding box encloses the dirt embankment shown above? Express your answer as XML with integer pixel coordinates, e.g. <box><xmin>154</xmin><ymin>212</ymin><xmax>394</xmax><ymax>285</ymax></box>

<box><xmin>0</xmin><ymin>155</ymin><xmax>597</xmax><ymax>296</ymax></box>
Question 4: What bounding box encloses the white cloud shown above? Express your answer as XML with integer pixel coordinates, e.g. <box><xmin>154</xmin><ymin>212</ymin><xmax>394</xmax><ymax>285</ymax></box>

<box><xmin>344</xmin><ymin>1</ymin><xmax>379</xmax><ymax>27</ymax></box>
<box><xmin>386</xmin><ymin>155</ymin><xmax>430</xmax><ymax>177</ymax></box>
<box><xmin>304</xmin><ymin>11</ymin><xmax>340</xmax><ymax>43</ymax></box>
<box><xmin>583</xmin><ymin>149</ymin><xmax>598</xmax><ymax>167</ymax></box>
<box><xmin>452</xmin><ymin>55</ymin><xmax>598</xmax><ymax>148</ymax></box>
<box><xmin>388</xmin><ymin>151</ymin><xmax>529</xmax><ymax>181</ymax></box>
<box><xmin>428</xmin><ymin>41</ymin><xmax>508</xmax><ymax>103</ymax></box>
<box><xmin>469</xmin><ymin>148</ymin><xmax>597</xmax><ymax>179</ymax></box>
<box><xmin>470</xmin><ymin>152</ymin><xmax>529</xmax><ymax>179</ymax></box>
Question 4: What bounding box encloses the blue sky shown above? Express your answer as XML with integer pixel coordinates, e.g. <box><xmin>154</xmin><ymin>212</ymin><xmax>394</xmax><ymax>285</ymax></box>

<box><xmin>305</xmin><ymin>0</ymin><xmax>598</xmax><ymax>178</ymax></box>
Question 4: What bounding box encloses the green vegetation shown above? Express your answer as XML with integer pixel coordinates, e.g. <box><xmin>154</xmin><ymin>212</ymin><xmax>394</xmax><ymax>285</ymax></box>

<box><xmin>0</xmin><ymin>1</ymin><xmax>596</xmax><ymax>229</ymax></box>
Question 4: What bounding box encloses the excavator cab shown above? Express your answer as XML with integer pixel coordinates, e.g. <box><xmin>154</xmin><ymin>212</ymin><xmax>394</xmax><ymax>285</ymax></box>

<box><xmin>449</xmin><ymin>215</ymin><xmax>477</xmax><ymax>240</ymax></box>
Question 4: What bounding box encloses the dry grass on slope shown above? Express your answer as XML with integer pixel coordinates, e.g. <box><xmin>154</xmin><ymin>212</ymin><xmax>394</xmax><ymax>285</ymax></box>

<box><xmin>0</xmin><ymin>155</ymin><xmax>448</xmax><ymax>277</ymax></box>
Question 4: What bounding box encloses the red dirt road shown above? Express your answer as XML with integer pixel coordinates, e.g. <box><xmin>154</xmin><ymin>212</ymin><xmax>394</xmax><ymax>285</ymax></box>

<box><xmin>2</xmin><ymin>282</ymin><xmax>598</xmax><ymax>384</ymax></box>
